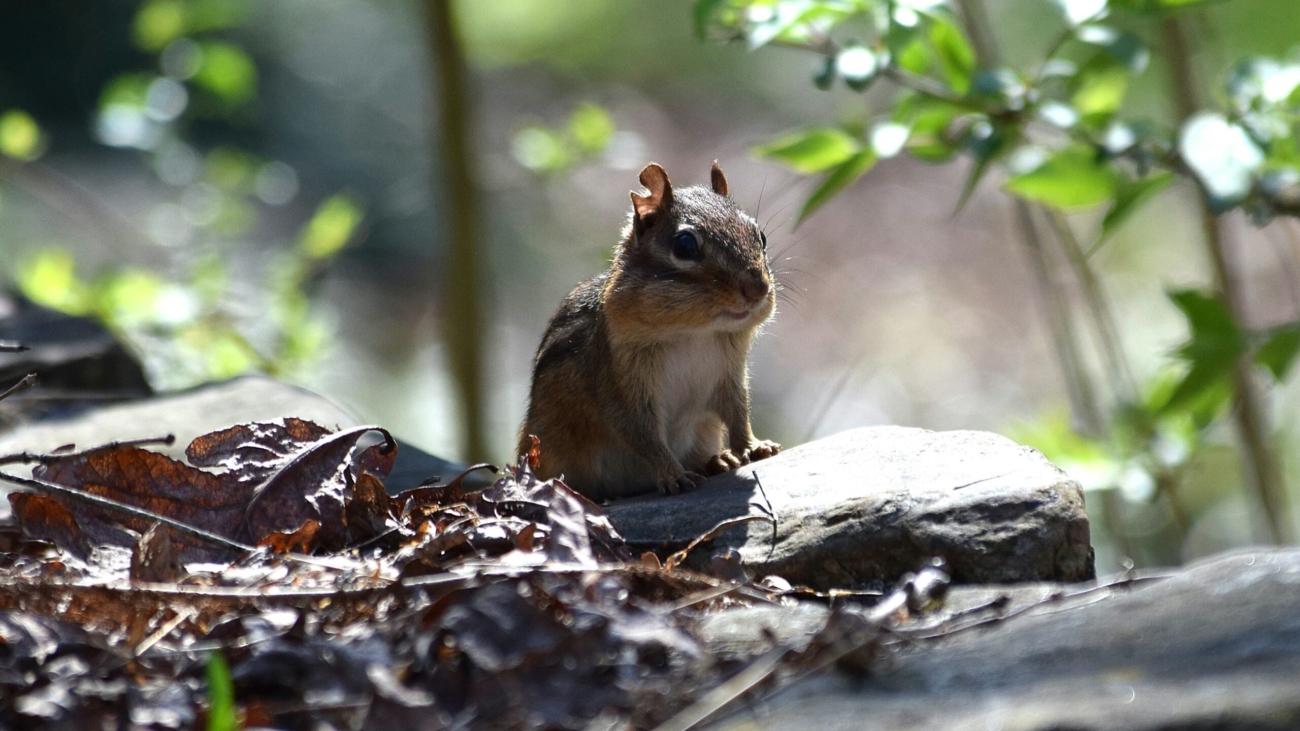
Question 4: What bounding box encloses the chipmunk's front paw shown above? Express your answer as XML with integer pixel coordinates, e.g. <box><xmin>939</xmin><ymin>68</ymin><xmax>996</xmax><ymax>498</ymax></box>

<box><xmin>742</xmin><ymin>440</ymin><xmax>782</xmax><ymax>463</ymax></box>
<box><xmin>658</xmin><ymin>471</ymin><xmax>707</xmax><ymax>495</ymax></box>
<box><xmin>703</xmin><ymin>450</ymin><xmax>744</xmax><ymax>476</ymax></box>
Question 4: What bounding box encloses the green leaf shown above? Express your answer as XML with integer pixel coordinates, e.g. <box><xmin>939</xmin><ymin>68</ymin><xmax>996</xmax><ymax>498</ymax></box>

<box><xmin>900</xmin><ymin>98</ymin><xmax>963</xmax><ymax>162</ymax></box>
<box><xmin>1162</xmin><ymin>290</ymin><xmax>1243</xmax><ymax>405</ymax></box>
<box><xmin>1005</xmin><ymin>146</ymin><xmax>1119</xmax><ymax>209</ymax></box>
<box><xmin>754</xmin><ymin>127</ymin><xmax>862</xmax><ymax>174</ymax></box>
<box><xmin>894</xmin><ymin>35</ymin><xmax>932</xmax><ymax>76</ymax></box>
<box><xmin>99</xmin><ymin>73</ymin><xmax>154</xmax><ymax>111</ymax></box>
<box><xmin>193</xmin><ymin>42</ymin><xmax>258</xmax><ymax>107</ymax></box>
<box><xmin>746</xmin><ymin>1</ymin><xmax>851</xmax><ymax>51</ymax></box>
<box><xmin>18</xmin><ymin>250</ymin><xmax>91</xmax><ymax>316</ymax></box>
<box><xmin>1097</xmin><ymin>172</ymin><xmax>1173</xmax><ymax>244</ymax></box>
<box><xmin>694</xmin><ymin>0</ymin><xmax>728</xmax><ymax>38</ymax></box>
<box><xmin>797</xmin><ymin>149</ymin><xmax>876</xmax><ymax>225</ymax></box>
<box><xmin>1110</xmin><ymin>0</ymin><xmax>1226</xmax><ymax>13</ymax></box>
<box><xmin>92</xmin><ymin>269</ymin><xmax>165</xmax><ymax>328</ymax></box>
<box><xmin>1075</xmin><ymin>24</ymin><xmax>1149</xmax><ymax>73</ymax></box>
<box><xmin>928</xmin><ymin>15</ymin><xmax>976</xmax><ymax>94</ymax></box>
<box><xmin>1169</xmin><ymin>289</ymin><xmax>1243</xmax><ymax>353</ymax></box>
<box><xmin>205</xmin><ymin>652</ymin><xmax>238</xmax><ymax>731</ymax></box>
<box><xmin>297</xmin><ymin>194</ymin><xmax>364</xmax><ymax>260</ymax></box>
<box><xmin>1161</xmin><ymin>358</ymin><xmax>1234</xmax><ymax>415</ymax></box>
<box><xmin>1257</xmin><ymin>325</ymin><xmax>1300</xmax><ymax>381</ymax></box>
<box><xmin>1158</xmin><ymin>289</ymin><xmax>1246</xmax><ymax>415</ymax></box>
<box><xmin>133</xmin><ymin>0</ymin><xmax>185</xmax><ymax>51</ymax></box>
<box><xmin>1071</xmin><ymin>60</ymin><xmax>1129</xmax><ymax>121</ymax></box>
<box><xmin>567</xmin><ymin>102</ymin><xmax>614</xmax><ymax>153</ymax></box>
<box><xmin>512</xmin><ymin>127</ymin><xmax>570</xmax><ymax>172</ymax></box>
<box><xmin>0</xmin><ymin>110</ymin><xmax>43</xmax><ymax>161</ymax></box>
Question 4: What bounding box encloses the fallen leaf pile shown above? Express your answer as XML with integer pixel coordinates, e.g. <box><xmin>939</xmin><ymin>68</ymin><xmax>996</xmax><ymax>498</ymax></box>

<box><xmin>0</xmin><ymin>419</ymin><xmax>949</xmax><ymax>730</ymax></box>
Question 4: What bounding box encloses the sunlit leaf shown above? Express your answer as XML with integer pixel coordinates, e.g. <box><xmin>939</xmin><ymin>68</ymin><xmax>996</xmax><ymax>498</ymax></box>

<box><xmin>193</xmin><ymin>42</ymin><xmax>258</xmax><ymax>107</ymax></box>
<box><xmin>93</xmin><ymin>269</ymin><xmax>165</xmax><ymax>328</ymax></box>
<box><xmin>1053</xmin><ymin>0</ymin><xmax>1108</xmax><ymax>25</ymax></box>
<box><xmin>567</xmin><ymin>103</ymin><xmax>614</xmax><ymax>154</ymax></box>
<box><xmin>1179</xmin><ymin>112</ymin><xmax>1264</xmax><ymax>209</ymax></box>
<box><xmin>0</xmin><ymin>110</ymin><xmax>44</xmax><ymax>161</ymax></box>
<box><xmin>754</xmin><ymin>127</ymin><xmax>862</xmax><ymax>174</ymax></box>
<box><xmin>1005</xmin><ymin>146</ymin><xmax>1117</xmax><ymax>209</ymax></box>
<box><xmin>835</xmin><ymin>45</ymin><xmax>880</xmax><ymax>91</ymax></box>
<box><xmin>298</xmin><ymin>194</ymin><xmax>364</xmax><ymax>260</ymax></box>
<box><xmin>1256</xmin><ymin>325</ymin><xmax>1300</xmax><ymax>381</ymax></box>
<box><xmin>797</xmin><ymin>149</ymin><xmax>876</xmax><ymax>225</ymax></box>
<box><xmin>928</xmin><ymin>15</ymin><xmax>976</xmax><ymax>93</ymax></box>
<box><xmin>1071</xmin><ymin>60</ymin><xmax>1129</xmax><ymax>120</ymax></box>
<box><xmin>18</xmin><ymin>250</ymin><xmax>91</xmax><ymax>316</ymax></box>
<box><xmin>898</xmin><ymin>96</ymin><xmax>963</xmax><ymax>161</ymax></box>
<box><xmin>512</xmin><ymin>127</ymin><xmax>569</xmax><ymax>172</ymax></box>
<box><xmin>205</xmin><ymin>652</ymin><xmax>238</xmax><ymax>731</ymax></box>
<box><xmin>745</xmin><ymin>1</ymin><xmax>857</xmax><ymax>50</ymax></box>
<box><xmin>202</xmin><ymin>330</ymin><xmax>259</xmax><ymax>379</ymax></box>
<box><xmin>894</xmin><ymin>35</ymin><xmax>932</xmax><ymax>76</ymax></box>
<box><xmin>871</xmin><ymin>122</ymin><xmax>910</xmax><ymax>158</ymax></box>
<box><xmin>99</xmin><ymin>73</ymin><xmax>154</xmax><ymax>111</ymax></box>
<box><xmin>133</xmin><ymin>0</ymin><xmax>246</xmax><ymax>50</ymax></box>
<box><xmin>133</xmin><ymin>0</ymin><xmax>185</xmax><ymax>51</ymax></box>
<box><xmin>1097</xmin><ymin>172</ymin><xmax>1174</xmax><ymax>244</ymax></box>
<box><xmin>1110</xmin><ymin>0</ymin><xmax>1228</xmax><ymax>12</ymax></box>
<box><xmin>1227</xmin><ymin>57</ymin><xmax>1300</xmax><ymax>112</ymax></box>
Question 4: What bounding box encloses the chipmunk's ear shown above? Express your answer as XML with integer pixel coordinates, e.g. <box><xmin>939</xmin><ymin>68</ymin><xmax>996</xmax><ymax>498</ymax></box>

<box><xmin>631</xmin><ymin>163</ymin><xmax>673</xmax><ymax>227</ymax></box>
<box><xmin>710</xmin><ymin>160</ymin><xmax>729</xmax><ymax>197</ymax></box>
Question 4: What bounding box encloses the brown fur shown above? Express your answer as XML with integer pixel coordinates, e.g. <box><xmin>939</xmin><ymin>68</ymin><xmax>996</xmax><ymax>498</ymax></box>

<box><xmin>518</xmin><ymin>162</ymin><xmax>780</xmax><ymax>500</ymax></box>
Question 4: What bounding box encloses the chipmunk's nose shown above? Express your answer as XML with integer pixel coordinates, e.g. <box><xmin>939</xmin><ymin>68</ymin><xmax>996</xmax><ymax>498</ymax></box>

<box><xmin>740</xmin><ymin>278</ymin><xmax>770</xmax><ymax>303</ymax></box>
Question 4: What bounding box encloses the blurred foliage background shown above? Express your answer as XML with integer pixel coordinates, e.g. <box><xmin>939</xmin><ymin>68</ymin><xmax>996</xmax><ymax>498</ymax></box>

<box><xmin>3</xmin><ymin>0</ymin><xmax>1300</xmax><ymax>574</ymax></box>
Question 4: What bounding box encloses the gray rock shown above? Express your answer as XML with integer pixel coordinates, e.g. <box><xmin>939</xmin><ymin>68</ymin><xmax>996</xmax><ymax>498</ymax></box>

<box><xmin>711</xmin><ymin>548</ymin><xmax>1300</xmax><ymax>731</ymax></box>
<box><xmin>605</xmin><ymin>427</ymin><xmax>1093</xmax><ymax>589</ymax></box>
<box><xmin>0</xmin><ymin>376</ymin><xmax>474</xmax><ymax>494</ymax></box>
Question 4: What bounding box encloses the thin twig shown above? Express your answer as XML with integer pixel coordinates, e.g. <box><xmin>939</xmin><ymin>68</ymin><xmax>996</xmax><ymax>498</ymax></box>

<box><xmin>1046</xmin><ymin>211</ymin><xmax>1137</xmax><ymax>405</ymax></box>
<box><xmin>664</xmin><ymin>515</ymin><xmax>766</xmax><ymax>570</ymax></box>
<box><xmin>0</xmin><ymin>374</ymin><xmax>36</xmax><ymax>403</ymax></box>
<box><xmin>0</xmin><ymin>434</ymin><xmax>176</xmax><ymax>468</ymax></box>
<box><xmin>651</xmin><ymin>646</ymin><xmax>789</xmax><ymax>731</ymax></box>
<box><xmin>753</xmin><ymin>472</ymin><xmax>778</xmax><ymax>562</ymax></box>
<box><xmin>0</xmin><ymin>471</ymin><xmax>256</xmax><ymax>554</ymax></box>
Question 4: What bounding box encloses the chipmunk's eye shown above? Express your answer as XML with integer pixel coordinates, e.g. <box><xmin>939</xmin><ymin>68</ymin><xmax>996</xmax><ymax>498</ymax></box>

<box><xmin>672</xmin><ymin>231</ymin><xmax>701</xmax><ymax>260</ymax></box>
<box><xmin>760</xmin><ymin>231</ymin><xmax>768</xmax><ymax>249</ymax></box>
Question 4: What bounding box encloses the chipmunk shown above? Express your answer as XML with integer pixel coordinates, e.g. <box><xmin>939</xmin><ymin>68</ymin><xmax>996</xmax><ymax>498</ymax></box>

<box><xmin>518</xmin><ymin>161</ymin><xmax>781</xmax><ymax>501</ymax></box>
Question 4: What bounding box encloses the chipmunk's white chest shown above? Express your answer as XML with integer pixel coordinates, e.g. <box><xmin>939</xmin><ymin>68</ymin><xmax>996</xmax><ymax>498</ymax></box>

<box><xmin>656</xmin><ymin>335</ymin><xmax>726</xmax><ymax>457</ymax></box>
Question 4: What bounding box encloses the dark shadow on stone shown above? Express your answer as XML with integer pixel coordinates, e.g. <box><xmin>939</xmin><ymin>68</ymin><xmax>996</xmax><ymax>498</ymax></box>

<box><xmin>0</xmin><ymin>294</ymin><xmax>150</xmax><ymax>424</ymax></box>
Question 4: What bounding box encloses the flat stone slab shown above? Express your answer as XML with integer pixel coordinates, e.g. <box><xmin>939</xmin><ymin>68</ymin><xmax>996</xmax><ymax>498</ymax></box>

<box><xmin>711</xmin><ymin>548</ymin><xmax>1300</xmax><ymax>731</ymax></box>
<box><xmin>606</xmin><ymin>427</ymin><xmax>1093</xmax><ymax>589</ymax></box>
<box><xmin>0</xmin><ymin>376</ymin><xmax>472</xmax><ymax>494</ymax></box>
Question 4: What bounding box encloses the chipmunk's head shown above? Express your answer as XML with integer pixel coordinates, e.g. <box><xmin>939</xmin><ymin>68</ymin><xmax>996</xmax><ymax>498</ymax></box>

<box><xmin>610</xmin><ymin>161</ymin><xmax>774</xmax><ymax>336</ymax></box>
